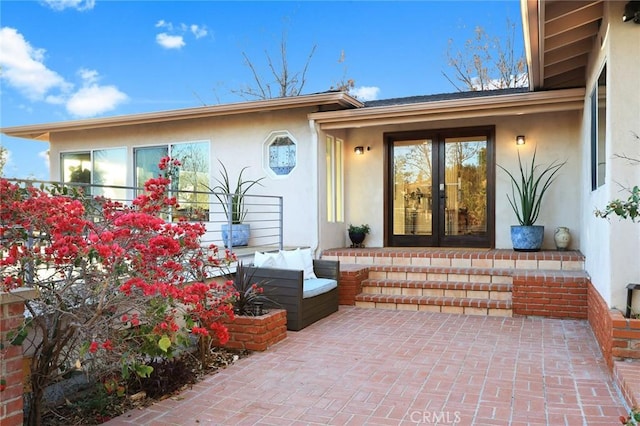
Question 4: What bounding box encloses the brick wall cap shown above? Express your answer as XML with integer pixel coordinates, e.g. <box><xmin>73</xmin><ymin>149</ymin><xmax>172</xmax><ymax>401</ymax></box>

<box><xmin>0</xmin><ymin>287</ymin><xmax>38</xmax><ymax>305</ymax></box>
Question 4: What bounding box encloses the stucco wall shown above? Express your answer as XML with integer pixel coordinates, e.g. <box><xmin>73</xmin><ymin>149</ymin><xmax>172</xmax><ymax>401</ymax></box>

<box><xmin>340</xmin><ymin>112</ymin><xmax>582</xmax><ymax>250</ymax></box>
<box><xmin>582</xmin><ymin>2</ymin><xmax>640</xmax><ymax>310</ymax></box>
<box><xmin>49</xmin><ymin>108</ymin><xmax>322</xmax><ymax>250</ymax></box>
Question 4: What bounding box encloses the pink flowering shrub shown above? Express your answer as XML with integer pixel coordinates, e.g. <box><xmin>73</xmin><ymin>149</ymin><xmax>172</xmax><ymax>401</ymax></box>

<box><xmin>0</xmin><ymin>158</ymin><xmax>236</xmax><ymax>425</ymax></box>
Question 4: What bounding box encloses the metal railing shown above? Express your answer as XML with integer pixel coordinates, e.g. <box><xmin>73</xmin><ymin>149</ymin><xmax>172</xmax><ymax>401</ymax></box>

<box><xmin>2</xmin><ymin>179</ymin><xmax>284</xmax><ymax>256</ymax></box>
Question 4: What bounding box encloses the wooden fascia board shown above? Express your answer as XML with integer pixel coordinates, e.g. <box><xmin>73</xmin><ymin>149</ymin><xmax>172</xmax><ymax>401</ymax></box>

<box><xmin>310</xmin><ymin>88</ymin><xmax>586</xmax><ymax>130</ymax></box>
<box><xmin>522</xmin><ymin>0</ymin><xmax>541</xmax><ymax>90</ymax></box>
<box><xmin>1</xmin><ymin>92</ymin><xmax>363</xmax><ymax>141</ymax></box>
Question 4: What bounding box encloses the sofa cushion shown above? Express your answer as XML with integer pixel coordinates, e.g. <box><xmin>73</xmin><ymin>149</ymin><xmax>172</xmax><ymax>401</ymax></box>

<box><xmin>299</xmin><ymin>248</ymin><xmax>318</xmax><ymax>280</ymax></box>
<box><xmin>303</xmin><ymin>278</ymin><xmax>337</xmax><ymax>299</ymax></box>
<box><xmin>253</xmin><ymin>251</ymin><xmax>286</xmax><ymax>268</ymax></box>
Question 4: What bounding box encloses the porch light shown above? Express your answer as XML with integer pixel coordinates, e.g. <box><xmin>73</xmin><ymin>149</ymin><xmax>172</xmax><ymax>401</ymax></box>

<box><xmin>515</xmin><ymin>135</ymin><xmax>526</xmax><ymax>146</ymax></box>
<box><xmin>354</xmin><ymin>146</ymin><xmax>370</xmax><ymax>155</ymax></box>
<box><xmin>623</xmin><ymin>1</ymin><xmax>640</xmax><ymax>23</ymax></box>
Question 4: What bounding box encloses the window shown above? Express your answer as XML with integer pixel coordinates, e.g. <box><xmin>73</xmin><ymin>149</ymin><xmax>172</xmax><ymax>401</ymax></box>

<box><xmin>591</xmin><ymin>65</ymin><xmax>607</xmax><ymax>190</ymax></box>
<box><xmin>134</xmin><ymin>141</ymin><xmax>210</xmax><ymax>221</ymax></box>
<box><xmin>326</xmin><ymin>135</ymin><xmax>344</xmax><ymax>222</ymax></box>
<box><xmin>61</xmin><ymin>148</ymin><xmax>127</xmax><ymax>200</ymax></box>
<box><xmin>263</xmin><ymin>131</ymin><xmax>296</xmax><ymax>177</ymax></box>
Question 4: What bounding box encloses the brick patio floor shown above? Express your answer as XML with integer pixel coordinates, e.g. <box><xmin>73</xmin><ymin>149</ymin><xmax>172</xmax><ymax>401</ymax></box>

<box><xmin>105</xmin><ymin>307</ymin><xmax>628</xmax><ymax>425</ymax></box>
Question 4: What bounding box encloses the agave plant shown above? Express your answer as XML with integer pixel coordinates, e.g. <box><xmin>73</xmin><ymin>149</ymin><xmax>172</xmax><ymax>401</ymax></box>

<box><xmin>211</xmin><ymin>160</ymin><xmax>264</xmax><ymax>224</ymax></box>
<box><xmin>498</xmin><ymin>149</ymin><xmax>566</xmax><ymax>226</ymax></box>
<box><xmin>230</xmin><ymin>262</ymin><xmax>276</xmax><ymax>316</ymax></box>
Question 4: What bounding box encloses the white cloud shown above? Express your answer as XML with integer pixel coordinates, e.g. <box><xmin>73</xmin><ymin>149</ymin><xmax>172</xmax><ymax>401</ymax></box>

<box><xmin>190</xmin><ymin>24</ymin><xmax>208</xmax><ymax>39</ymax></box>
<box><xmin>41</xmin><ymin>0</ymin><xmax>95</xmax><ymax>11</ymax></box>
<box><xmin>0</xmin><ymin>27</ymin><xmax>71</xmax><ymax>100</ymax></box>
<box><xmin>154</xmin><ymin>20</ymin><xmax>208</xmax><ymax>49</ymax></box>
<box><xmin>155</xmin><ymin>20</ymin><xmax>172</xmax><ymax>30</ymax></box>
<box><xmin>66</xmin><ymin>69</ymin><xmax>128</xmax><ymax>117</ymax></box>
<box><xmin>0</xmin><ymin>27</ymin><xmax>128</xmax><ymax>118</ymax></box>
<box><xmin>156</xmin><ymin>33</ymin><xmax>185</xmax><ymax>50</ymax></box>
<box><xmin>38</xmin><ymin>149</ymin><xmax>50</xmax><ymax>173</ymax></box>
<box><xmin>350</xmin><ymin>86</ymin><xmax>380</xmax><ymax>101</ymax></box>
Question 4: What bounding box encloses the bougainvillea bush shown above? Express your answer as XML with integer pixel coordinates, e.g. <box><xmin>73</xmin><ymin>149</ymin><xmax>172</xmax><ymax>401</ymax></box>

<box><xmin>0</xmin><ymin>158</ymin><xmax>236</xmax><ymax>425</ymax></box>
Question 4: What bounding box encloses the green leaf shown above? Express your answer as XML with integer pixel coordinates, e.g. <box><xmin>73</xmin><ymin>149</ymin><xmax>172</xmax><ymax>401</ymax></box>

<box><xmin>158</xmin><ymin>336</ymin><xmax>171</xmax><ymax>352</ymax></box>
<box><xmin>134</xmin><ymin>364</ymin><xmax>154</xmax><ymax>378</ymax></box>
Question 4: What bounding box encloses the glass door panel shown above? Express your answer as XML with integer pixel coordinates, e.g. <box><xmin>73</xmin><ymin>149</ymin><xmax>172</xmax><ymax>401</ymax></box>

<box><xmin>443</xmin><ymin>136</ymin><xmax>487</xmax><ymax>237</ymax></box>
<box><xmin>392</xmin><ymin>139</ymin><xmax>434</xmax><ymax>242</ymax></box>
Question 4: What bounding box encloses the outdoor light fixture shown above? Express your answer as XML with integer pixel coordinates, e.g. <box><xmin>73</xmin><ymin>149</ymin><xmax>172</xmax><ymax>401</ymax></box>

<box><xmin>623</xmin><ymin>1</ymin><xmax>640</xmax><ymax>23</ymax></box>
<box><xmin>354</xmin><ymin>146</ymin><xmax>370</xmax><ymax>155</ymax></box>
<box><xmin>516</xmin><ymin>135</ymin><xmax>526</xmax><ymax>146</ymax></box>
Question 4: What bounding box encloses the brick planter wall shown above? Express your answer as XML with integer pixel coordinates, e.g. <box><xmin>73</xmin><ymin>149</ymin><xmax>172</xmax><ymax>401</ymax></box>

<box><xmin>1</xmin><ymin>288</ymin><xmax>37</xmax><ymax>426</ymax></box>
<box><xmin>512</xmin><ymin>271</ymin><xmax>588</xmax><ymax>319</ymax></box>
<box><xmin>220</xmin><ymin>309</ymin><xmax>287</xmax><ymax>352</ymax></box>
<box><xmin>611</xmin><ymin>310</ymin><xmax>640</xmax><ymax>360</ymax></box>
<box><xmin>588</xmin><ymin>281</ymin><xmax>614</xmax><ymax>369</ymax></box>
<box><xmin>338</xmin><ymin>265</ymin><xmax>368</xmax><ymax>305</ymax></box>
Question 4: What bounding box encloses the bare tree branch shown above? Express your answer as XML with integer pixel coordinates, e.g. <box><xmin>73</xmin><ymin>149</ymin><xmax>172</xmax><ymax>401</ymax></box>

<box><xmin>443</xmin><ymin>18</ymin><xmax>528</xmax><ymax>92</ymax></box>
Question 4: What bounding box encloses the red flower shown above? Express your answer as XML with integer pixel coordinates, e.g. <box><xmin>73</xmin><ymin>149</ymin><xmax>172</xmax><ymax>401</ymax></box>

<box><xmin>89</xmin><ymin>341</ymin><xmax>99</xmax><ymax>353</ymax></box>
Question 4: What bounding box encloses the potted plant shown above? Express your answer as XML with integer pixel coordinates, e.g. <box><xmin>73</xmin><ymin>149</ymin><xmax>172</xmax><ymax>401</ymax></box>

<box><xmin>498</xmin><ymin>148</ymin><xmax>565</xmax><ymax>251</ymax></box>
<box><xmin>348</xmin><ymin>223</ymin><xmax>370</xmax><ymax>248</ymax></box>
<box><xmin>211</xmin><ymin>160</ymin><xmax>264</xmax><ymax>247</ymax></box>
<box><xmin>220</xmin><ymin>262</ymin><xmax>287</xmax><ymax>351</ymax></box>
<box><xmin>230</xmin><ymin>262</ymin><xmax>276</xmax><ymax>316</ymax></box>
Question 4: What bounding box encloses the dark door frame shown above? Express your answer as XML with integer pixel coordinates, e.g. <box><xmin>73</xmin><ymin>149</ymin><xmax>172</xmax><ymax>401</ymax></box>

<box><xmin>383</xmin><ymin>126</ymin><xmax>496</xmax><ymax>248</ymax></box>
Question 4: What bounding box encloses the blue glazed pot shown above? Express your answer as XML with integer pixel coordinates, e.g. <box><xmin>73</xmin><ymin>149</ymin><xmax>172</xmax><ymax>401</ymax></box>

<box><xmin>221</xmin><ymin>223</ymin><xmax>250</xmax><ymax>248</ymax></box>
<box><xmin>510</xmin><ymin>225</ymin><xmax>544</xmax><ymax>252</ymax></box>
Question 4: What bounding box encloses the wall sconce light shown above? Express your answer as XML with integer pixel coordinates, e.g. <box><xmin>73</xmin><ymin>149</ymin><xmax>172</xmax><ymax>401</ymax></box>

<box><xmin>623</xmin><ymin>1</ymin><xmax>640</xmax><ymax>23</ymax></box>
<box><xmin>515</xmin><ymin>135</ymin><xmax>526</xmax><ymax>146</ymax></box>
<box><xmin>354</xmin><ymin>146</ymin><xmax>370</xmax><ymax>155</ymax></box>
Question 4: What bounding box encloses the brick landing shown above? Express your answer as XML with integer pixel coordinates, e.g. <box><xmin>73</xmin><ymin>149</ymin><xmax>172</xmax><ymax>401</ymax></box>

<box><xmin>105</xmin><ymin>307</ymin><xmax>627</xmax><ymax>425</ymax></box>
<box><xmin>323</xmin><ymin>248</ymin><xmax>588</xmax><ymax>319</ymax></box>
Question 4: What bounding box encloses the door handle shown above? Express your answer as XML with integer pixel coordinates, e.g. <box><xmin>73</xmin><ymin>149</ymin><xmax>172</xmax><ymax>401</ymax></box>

<box><xmin>439</xmin><ymin>183</ymin><xmax>446</xmax><ymax>199</ymax></box>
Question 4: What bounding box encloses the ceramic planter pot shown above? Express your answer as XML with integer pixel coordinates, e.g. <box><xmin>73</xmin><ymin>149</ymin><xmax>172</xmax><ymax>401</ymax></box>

<box><xmin>348</xmin><ymin>231</ymin><xmax>366</xmax><ymax>247</ymax></box>
<box><xmin>510</xmin><ymin>225</ymin><xmax>544</xmax><ymax>252</ymax></box>
<box><xmin>221</xmin><ymin>223</ymin><xmax>250</xmax><ymax>247</ymax></box>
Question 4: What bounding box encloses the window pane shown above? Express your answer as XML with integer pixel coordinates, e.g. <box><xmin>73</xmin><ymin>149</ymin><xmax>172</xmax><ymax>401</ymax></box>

<box><xmin>268</xmin><ymin>136</ymin><xmax>296</xmax><ymax>175</ymax></box>
<box><xmin>93</xmin><ymin>148</ymin><xmax>127</xmax><ymax>200</ymax></box>
<box><xmin>335</xmin><ymin>138</ymin><xmax>344</xmax><ymax>222</ymax></box>
<box><xmin>134</xmin><ymin>146</ymin><xmax>167</xmax><ymax>188</ymax></box>
<box><xmin>61</xmin><ymin>152</ymin><xmax>91</xmax><ymax>184</ymax></box>
<box><xmin>326</xmin><ymin>136</ymin><xmax>335</xmax><ymax>222</ymax></box>
<box><xmin>171</xmin><ymin>142</ymin><xmax>210</xmax><ymax>221</ymax></box>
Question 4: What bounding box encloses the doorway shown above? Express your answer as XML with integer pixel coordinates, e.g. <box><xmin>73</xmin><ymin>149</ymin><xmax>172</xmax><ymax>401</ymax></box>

<box><xmin>385</xmin><ymin>127</ymin><xmax>495</xmax><ymax>247</ymax></box>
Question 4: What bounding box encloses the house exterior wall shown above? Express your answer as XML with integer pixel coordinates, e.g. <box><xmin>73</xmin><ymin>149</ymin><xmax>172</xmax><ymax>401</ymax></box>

<box><xmin>581</xmin><ymin>2</ymin><xmax>640</xmax><ymax>310</ymax></box>
<box><xmin>48</xmin><ymin>108</ymin><xmax>324</xmax><ymax>251</ymax></box>
<box><xmin>337</xmin><ymin>112</ymin><xmax>582</xmax><ymax>251</ymax></box>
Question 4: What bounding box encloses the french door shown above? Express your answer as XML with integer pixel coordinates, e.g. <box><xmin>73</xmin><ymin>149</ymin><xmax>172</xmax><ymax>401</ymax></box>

<box><xmin>386</xmin><ymin>127</ymin><xmax>495</xmax><ymax>247</ymax></box>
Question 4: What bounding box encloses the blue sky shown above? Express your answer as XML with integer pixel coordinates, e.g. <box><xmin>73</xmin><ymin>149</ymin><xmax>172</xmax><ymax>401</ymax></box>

<box><xmin>0</xmin><ymin>0</ymin><xmax>523</xmax><ymax>180</ymax></box>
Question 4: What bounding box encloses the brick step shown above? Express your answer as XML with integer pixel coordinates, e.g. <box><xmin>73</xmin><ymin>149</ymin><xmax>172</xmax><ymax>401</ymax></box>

<box><xmin>368</xmin><ymin>265</ymin><xmax>513</xmax><ymax>284</ymax></box>
<box><xmin>354</xmin><ymin>293</ymin><xmax>512</xmax><ymax>317</ymax></box>
<box><xmin>361</xmin><ymin>279</ymin><xmax>512</xmax><ymax>300</ymax></box>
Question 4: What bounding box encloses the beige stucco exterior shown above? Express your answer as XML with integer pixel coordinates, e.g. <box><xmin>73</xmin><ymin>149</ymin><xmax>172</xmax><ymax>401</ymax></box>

<box><xmin>579</xmin><ymin>2</ymin><xmax>640</xmax><ymax>311</ymax></box>
<box><xmin>319</xmin><ymin>110</ymin><xmax>582</xmax><ymax>251</ymax></box>
<box><xmin>2</xmin><ymin>1</ymin><xmax>639</xmax><ymax>312</ymax></box>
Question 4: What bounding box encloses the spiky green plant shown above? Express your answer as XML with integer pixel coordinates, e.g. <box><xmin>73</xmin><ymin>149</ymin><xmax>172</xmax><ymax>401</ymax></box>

<box><xmin>498</xmin><ymin>149</ymin><xmax>566</xmax><ymax>226</ymax></box>
<box><xmin>211</xmin><ymin>161</ymin><xmax>264</xmax><ymax>224</ymax></box>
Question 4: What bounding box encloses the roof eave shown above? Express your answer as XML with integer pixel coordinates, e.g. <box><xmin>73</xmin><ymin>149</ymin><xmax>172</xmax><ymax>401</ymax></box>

<box><xmin>309</xmin><ymin>88</ymin><xmax>585</xmax><ymax>130</ymax></box>
<box><xmin>2</xmin><ymin>92</ymin><xmax>363</xmax><ymax>142</ymax></box>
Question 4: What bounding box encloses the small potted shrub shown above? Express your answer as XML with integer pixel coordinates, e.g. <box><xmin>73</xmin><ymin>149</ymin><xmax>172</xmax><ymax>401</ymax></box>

<box><xmin>348</xmin><ymin>223</ymin><xmax>370</xmax><ymax>248</ymax></box>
